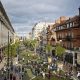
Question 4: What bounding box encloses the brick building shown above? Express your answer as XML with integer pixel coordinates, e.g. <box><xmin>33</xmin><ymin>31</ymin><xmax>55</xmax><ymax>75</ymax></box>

<box><xmin>55</xmin><ymin>16</ymin><xmax>80</xmax><ymax>50</ymax></box>
<box><xmin>54</xmin><ymin>8</ymin><xmax>80</xmax><ymax>73</ymax></box>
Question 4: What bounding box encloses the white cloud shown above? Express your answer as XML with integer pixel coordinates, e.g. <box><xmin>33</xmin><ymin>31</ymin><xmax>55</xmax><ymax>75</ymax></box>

<box><xmin>1</xmin><ymin>0</ymin><xmax>80</xmax><ymax>36</ymax></box>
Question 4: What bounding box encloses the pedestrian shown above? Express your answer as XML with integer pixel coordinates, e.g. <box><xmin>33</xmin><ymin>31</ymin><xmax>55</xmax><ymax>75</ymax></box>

<box><xmin>37</xmin><ymin>68</ymin><xmax>40</xmax><ymax>76</ymax></box>
<box><xmin>77</xmin><ymin>71</ymin><xmax>80</xmax><ymax>80</ymax></box>
<box><xmin>48</xmin><ymin>65</ymin><xmax>50</xmax><ymax>70</ymax></box>
<box><xmin>42</xmin><ymin>71</ymin><xmax>45</xmax><ymax>79</ymax></box>
<box><xmin>13</xmin><ymin>76</ymin><xmax>16</xmax><ymax>80</ymax></box>
<box><xmin>4</xmin><ymin>77</ymin><xmax>7</xmax><ymax>80</ymax></box>
<box><xmin>48</xmin><ymin>70</ymin><xmax>51</xmax><ymax>80</ymax></box>
<box><xmin>10</xmin><ymin>73</ymin><xmax>13</xmax><ymax>80</ymax></box>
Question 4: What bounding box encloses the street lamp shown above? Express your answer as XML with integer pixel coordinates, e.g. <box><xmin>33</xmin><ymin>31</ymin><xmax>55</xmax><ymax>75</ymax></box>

<box><xmin>10</xmin><ymin>44</ymin><xmax>13</xmax><ymax>71</ymax></box>
<box><xmin>7</xmin><ymin>31</ymin><xmax>13</xmax><ymax>79</ymax></box>
<box><xmin>7</xmin><ymin>31</ymin><xmax>10</xmax><ymax>79</ymax></box>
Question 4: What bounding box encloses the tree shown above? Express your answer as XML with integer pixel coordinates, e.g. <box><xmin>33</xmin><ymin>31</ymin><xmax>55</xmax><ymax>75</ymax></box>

<box><xmin>45</xmin><ymin>44</ymin><xmax>53</xmax><ymax>55</ymax></box>
<box><xmin>23</xmin><ymin>39</ymin><xmax>38</xmax><ymax>52</ymax></box>
<box><xmin>4</xmin><ymin>42</ymin><xmax>19</xmax><ymax>57</ymax></box>
<box><xmin>55</xmin><ymin>44</ymin><xmax>65</xmax><ymax>57</ymax></box>
<box><xmin>30</xmin><ymin>39</ymin><xmax>37</xmax><ymax>50</ymax></box>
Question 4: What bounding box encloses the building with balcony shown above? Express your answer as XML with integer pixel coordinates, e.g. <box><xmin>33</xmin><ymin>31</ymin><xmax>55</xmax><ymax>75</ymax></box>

<box><xmin>0</xmin><ymin>1</ymin><xmax>15</xmax><ymax>59</ymax></box>
<box><xmin>55</xmin><ymin>16</ymin><xmax>80</xmax><ymax>50</ymax></box>
<box><xmin>54</xmin><ymin>8</ymin><xmax>80</xmax><ymax>72</ymax></box>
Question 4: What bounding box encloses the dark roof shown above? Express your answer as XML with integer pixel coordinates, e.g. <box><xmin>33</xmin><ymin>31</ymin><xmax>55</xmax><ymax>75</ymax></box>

<box><xmin>56</xmin><ymin>15</ymin><xmax>79</xmax><ymax>27</ymax></box>
<box><xmin>0</xmin><ymin>1</ymin><xmax>15</xmax><ymax>32</ymax></box>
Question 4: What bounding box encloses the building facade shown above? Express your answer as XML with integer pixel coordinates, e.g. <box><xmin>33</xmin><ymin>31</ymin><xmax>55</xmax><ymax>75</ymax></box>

<box><xmin>54</xmin><ymin>9</ymin><xmax>80</xmax><ymax>73</ymax></box>
<box><xmin>55</xmin><ymin>16</ymin><xmax>80</xmax><ymax>50</ymax></box>
<box><xmin>32</xmin><ymin>22</ymin><xmax>53</xmax><ymax>40</ymax></box>
<box><xmin>32</xmin><ymin>22</ymin><xmax>47</xmax><ymax>40</ymax></box>
<box><xmin>0</xmin><ymin>1</ymin><xmax>15</xmax><ymax>59</ymax></box>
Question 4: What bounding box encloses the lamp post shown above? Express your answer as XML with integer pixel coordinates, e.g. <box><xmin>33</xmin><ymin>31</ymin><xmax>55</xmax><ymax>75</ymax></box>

<box><xmin>10</xmin><ymin>44</ymin><xmax>13</xmax><ymax>71</ymax></box>
<box><xmin>17</xmin><ymin>46</ymin><xmax>19</xmax><ymax>62</ymax></box>
<box><xmin>7</xmin><ymin>31</ymin><xmax>10</xmax><ymax>80</ymax></box>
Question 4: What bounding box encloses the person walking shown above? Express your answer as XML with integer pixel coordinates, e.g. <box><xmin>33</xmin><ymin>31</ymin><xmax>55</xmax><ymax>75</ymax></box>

<box><xmin>10</xmin><ymin>73</ymin><xmax>13</xmax><ymax>80</ymax></box>
<box><xmin>13</xmin><ymin>76</ymin><xmax>16</xmax><ymax>80</ymax></box>
<box><xmin>4</xmin><ymin>77</ymin><xmax>7</xmax><ymax>80</ymax></box>
<box><xmin>48</xmin><ymin>70</ymin><xmax>51</xmax><ymax>80</ymax></box>
<box><xmin>77</xmin><ymin>71</ymin><xmax>80</xmax><ymax>80</ymax></box>
<box><xmin>42</xmin><ymin>71</ymin><xmax>45</xmax><ymax>79</ymax></box>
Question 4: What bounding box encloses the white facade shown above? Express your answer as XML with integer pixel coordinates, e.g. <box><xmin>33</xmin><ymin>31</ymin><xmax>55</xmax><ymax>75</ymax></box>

<box><xmin>32</xmin><ymin>22</ymin><xmax>53</xmax><ymax>40</ymax></box>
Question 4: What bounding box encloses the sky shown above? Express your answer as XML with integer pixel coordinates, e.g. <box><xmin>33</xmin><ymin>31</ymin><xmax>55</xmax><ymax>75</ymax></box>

<box><xmin>1</xmin><ymin>0</ymin><xmax>80</xmax><ymax>36</ymax></box>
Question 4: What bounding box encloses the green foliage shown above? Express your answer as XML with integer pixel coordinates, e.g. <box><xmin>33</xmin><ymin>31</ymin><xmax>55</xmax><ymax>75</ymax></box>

<box><xmin>19</xmin><ymin>50</ymin><xmax>39</xmax><ymax>63</ymax></box>
<box><xmin>23</xmin><ymin>39</ymin><xmax>37</xmax><ymax>50</ymax></box>
<box><xmin>55</xmin><ymin>44</ymin><xmax>65</xmax><ymax>57</ymax></box>
<box><xmin>32</xmin><ymin>75</ymin><xmax>70</xmax><ymax>80</ymax></box>
<box><xmin>4</xmin><ymin>42</ymin><xmax>20</xmax><ymax>57</ymax></box>
<box><xmin>45</xmin><ymin>44</ymin><xmax>52</xmax><ymax>53</ymax></box>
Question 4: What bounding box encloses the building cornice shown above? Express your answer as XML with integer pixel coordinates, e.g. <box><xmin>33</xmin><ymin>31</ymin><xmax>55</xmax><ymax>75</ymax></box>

<box><xmin>0</xmin><ymin>1</ymin><xmax>15</xmax><ymax>32</ymax></box>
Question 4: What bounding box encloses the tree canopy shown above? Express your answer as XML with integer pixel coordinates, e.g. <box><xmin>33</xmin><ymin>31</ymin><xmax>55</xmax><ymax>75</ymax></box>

<box><xmin>55</xmin><ymin>44</ymin><xmax>65</xmax><ymax>57</ymax></box>
<box><xmin>4</xmin><ymin>42</ymin><xmax>20</xmax><ymax>57</ymax></box>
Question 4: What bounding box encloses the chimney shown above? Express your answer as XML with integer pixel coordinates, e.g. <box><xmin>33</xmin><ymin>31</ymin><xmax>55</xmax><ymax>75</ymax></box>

<box><xmin>60</xmin><ymin>16</ymin><xmax>67</xmax><ymax>22</ymax></box>
<box><xmin>79</xmin><ymin>7</ymin><xmax>80</xmax><ymax>16</ymax></box>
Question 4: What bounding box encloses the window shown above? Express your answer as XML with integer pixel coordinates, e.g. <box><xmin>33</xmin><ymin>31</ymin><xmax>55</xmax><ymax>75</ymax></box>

<box><xmin>69</xmin><ymin>42</ymin><xmax>71</xmax><ymax>49</ymax></box>
<box><xmin>68</xmin><ymin>32</ymin><xmax>71</xmax><ymax>36</ymax></box>
<box><xmin>61</xmin><ymin>26</ymin><xmax>63</xmax><ymax>29</ymax></box>
<box><xmin>61</xmin><ymin>33</ymin><xmax>64</xmax><ymax>38</ymax></box>
<box><xmin>59</xmin><ymin>26</ymin><xmax>60</xmax><ymax>30</ymax></box>
<box><xmin>70</xmin><ymin>22</ymin><xmax>73</xmax><ymax>27</ymax></box>
<box><xmin>56</xmin><ymin>27</ymin><xmax>57</xmax><ymax>31</ymax></box>
<box><xmin>65</xmin><ymin>32</ymin><xmax>68</xmax><ymax>36</ymax></box>
<box><xmin>67</xmin><ymin>23</ymin><xmax>69</xmax><ymax>28</ymax></box>
<box><xmin>71</xmin><ymin>32</ymin><xmax>74</xmax><ymax>38</ymax></box>
<box><xmin>71</xmin><ymin>43</ymin><xmax>73</xmax><ymax>49</ymax></box>
<box><xmin>73</xmin><ymin>22</ymin><xmax>75</xmax><ymax>27</ymax></box>
<box><xmin>56</xmin><ymin>27</ymin><xmax>58</xmax><ymax>31</ymax></box>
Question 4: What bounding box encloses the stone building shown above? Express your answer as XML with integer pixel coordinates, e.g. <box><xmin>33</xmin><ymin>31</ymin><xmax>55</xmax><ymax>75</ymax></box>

<box><xmin>0</xmin><ymin>1</ymin><xmax>15</xmax><ymax>59</ymax></box>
